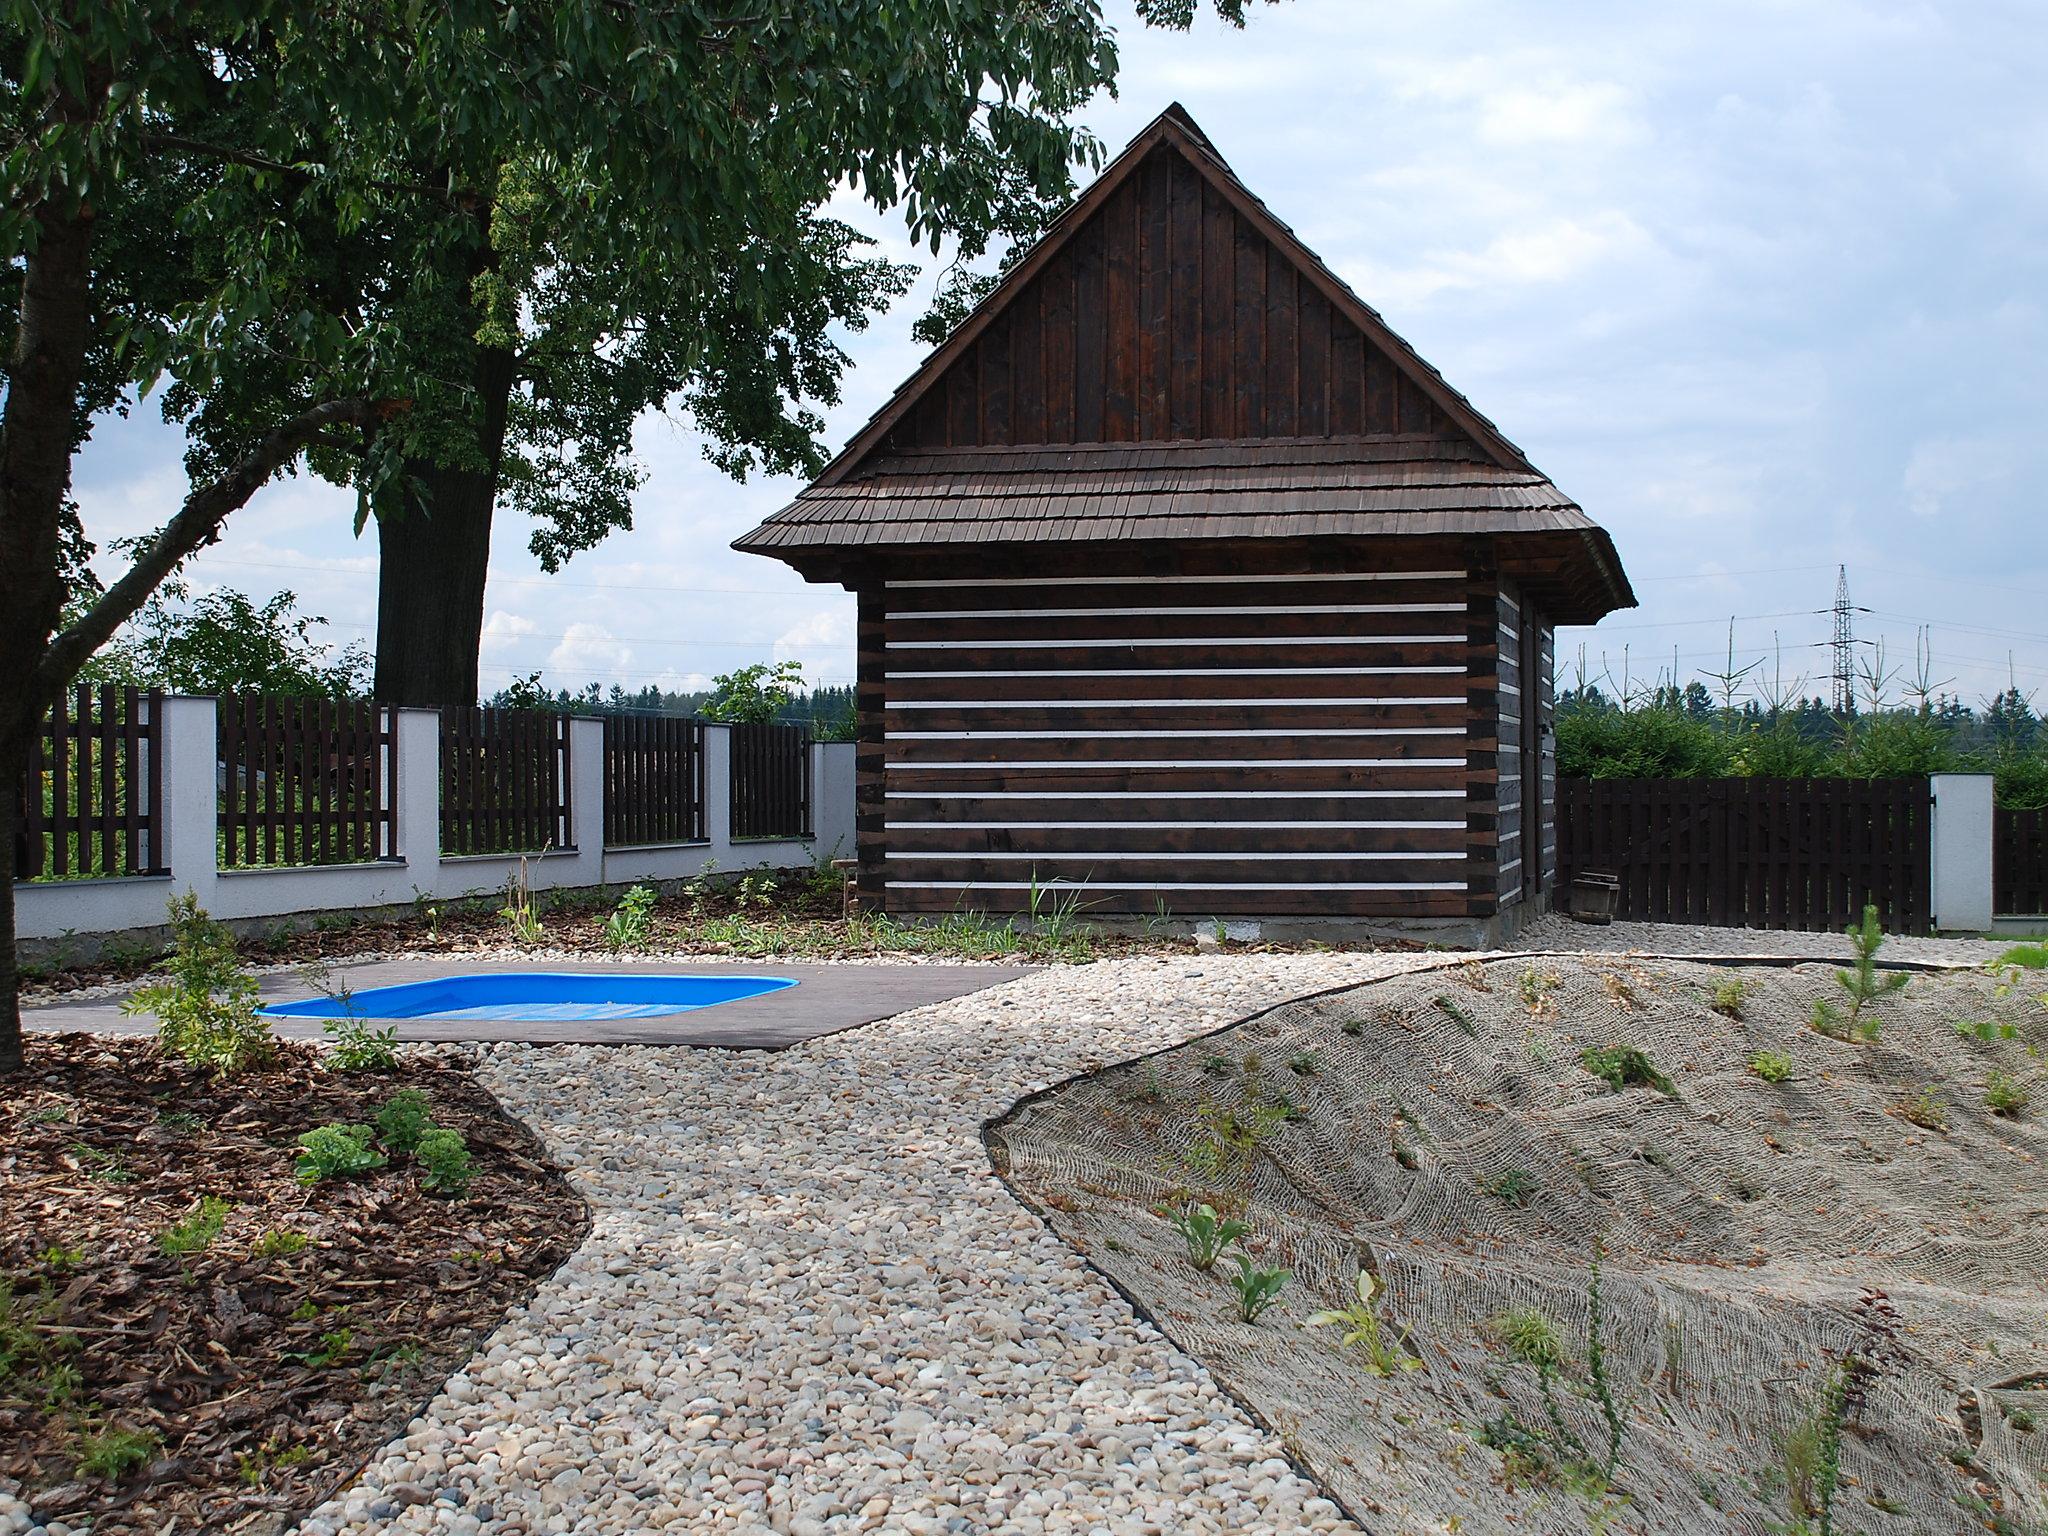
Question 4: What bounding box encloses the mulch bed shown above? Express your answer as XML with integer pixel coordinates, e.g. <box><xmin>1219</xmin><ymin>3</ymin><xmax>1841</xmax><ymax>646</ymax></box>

<box><xmin>0</xmin><ymin>1035</ymin><xmax>588</xmax><ymax>1535</ymax></box>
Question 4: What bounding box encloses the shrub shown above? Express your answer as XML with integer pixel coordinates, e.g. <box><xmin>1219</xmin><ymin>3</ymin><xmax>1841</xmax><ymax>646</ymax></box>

<box><xmin>1748</xmin><ymin>1049</ymin><xmax>1795</xmax><ymax>1084</ymax></box>
<box><xmin>323</xmin><ymin>1014</ymin><xmax>399</xmax><ymax>1073</ymax></box>
<box><xmin>1710</xmin><ymin>977</ymin><xmax>1748</xmax><ymax>1020</ymax></box>
<box><xmin>1307</xmin><ymin>1268</ymin><xmax>1423</xmax><ymax>1375</ymax></box>
<box><xmin>416</xmin><ymin>1128</ymin><xmax>473</xmax><ymax>1195</ymax></box>
<box><xmin>158</xmin><ymin>1195</ymin><xmax>231</xmax><ymax>1257</ymax></box>
<box><xmin>1158</xmin><ymin>1201</ymin><xmax>1247</xmax><ymax>1272</ymax></box>
<box><xmin>294</xmin><ymin>1124</ymin><xmax>387</xmax><ymax>1184</ymax></box>
<box><xmin>1556</xmin><ymin>702</ymin><xmax>1732</xmax><ymax>779</ymax></box>
<box><xmin>1225</xmin><ymin>1253</ymin><xmax>1289</xmax><ymax>1324</ymax></box>
<box><xmin>122</xmin><ymin>893</ymin><xmax>273</xmax><ymax>1075</ymax></box>
<box><xmin>1483</xmin><ymin>1168</ymin><xmax>1538</xmax><ymax>1207</ymax></box>
<box><xmin>1287</xmin><ymin>1050</ymin><xmax>1321</xmax><ymax>1076</ymax></box>
<box><xmin>74</xmin><ymin>1423</ymin><xmax>158</xmax><ymax>1481</ymax></box>
<box><xmin>1581</xmin><ymin>1044</ymin><xmax>1676</xmax><ymax>1096</ymax></box>
<box><xmin>602</xmin><ymin>884</ymin><xmax>659</xmax><ymax>950</ymax></box>
<box><xmin>1985</xmin><ymin>1070</ymin><xmax>2030</xmax><ymax>1118</ymax></box>
<box><xmin>1996</xmin><ymin>942</ymin><xmax>2048</xmax><ymax>970</ymax></box>
<box><xmin>374</xmin><ymin>1089</ymin><xmax>433</xmax><ymax>1155</ymax></box>
<box><xmin>252</xmin><ymin>1229</ymin><xmax>309</xmax><ymax>1259</ymax></box>
<box><xmin>1816</xmin><ymin>905</ymin><xmax>1908</xmax><ymax>1042</ymax></box>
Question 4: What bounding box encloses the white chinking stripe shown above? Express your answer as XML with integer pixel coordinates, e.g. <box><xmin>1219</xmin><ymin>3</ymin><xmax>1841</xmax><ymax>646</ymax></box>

<box><xmin>885</xmin><ymin>788</ymin><xmax>1465</xmax><ymax>800</ymax></box>
<box><xmin>888</xmin><ymin>850</ymin><xmax>1457</xmax><ymax>862</ymax></box>
<box><xmin>886</xmin><ymin>696</ymin><xmax>1464</xmax><ymax>709</ymax></box>
<box><xmin>886</xmin><ymin>571</ymin><xmax>1466</xmax><ymax>588</ymax></box>
<box><xmin>889</xmin><ymin>637</ymin><xmax>1462</xmax><ymax>655</ymax></box>
<box><xmin>885</xmin><ymin>820</ymin><xmax>1463</xmax><ymax>830</ymax></box>
<box><xmin>887</xmin><ymin>664</ymin><xmax>1455</xmax><ymax>678</ymax></box>
<box><xmin>891</xmin><ymin>728</ymin><xmax>1465</xmax><ymax>741</ymax></box>
<box><xmin>890</xmin><ymin>602</ymin><xmax>1466</xmax><ymax>620</ymax></box>
<box><xmin>888</xmin><ymin>880</ymin><xmax>1468</xmax><ymax>892</ymax></box>
<box><xmin>885</xmin><ymin>757</ymin><xmax>1467</xmax><ymax>769</ymax></box>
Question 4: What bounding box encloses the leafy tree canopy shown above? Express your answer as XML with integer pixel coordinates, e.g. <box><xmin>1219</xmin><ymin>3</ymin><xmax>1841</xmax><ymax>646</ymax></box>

<box><xmin>81</xmin><ymin>582</ymin><xmax>369</xmax><ymax>698</ymax></box>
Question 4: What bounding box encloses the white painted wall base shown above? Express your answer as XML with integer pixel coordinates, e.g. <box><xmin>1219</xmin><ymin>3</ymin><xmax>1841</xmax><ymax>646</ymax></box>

<box><xmin>15</xmin><ymin>698</ymin><xmax>853</xmax><ymax>948</ymax></box>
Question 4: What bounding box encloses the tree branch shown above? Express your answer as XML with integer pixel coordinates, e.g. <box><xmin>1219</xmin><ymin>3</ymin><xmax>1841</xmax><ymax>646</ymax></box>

<box><xmin>35</xmin><ymin>398</ymin><xmax>384</xmax><ymax>697</ymax></box>
<box><xmin>143</xmin><ymin>133</ymin><xmax>481</xmax><ymax>209</ymax></box>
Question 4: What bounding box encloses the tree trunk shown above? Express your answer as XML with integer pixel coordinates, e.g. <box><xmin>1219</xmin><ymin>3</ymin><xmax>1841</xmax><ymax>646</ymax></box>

<box><xmin>373</xmin><ymin>345</ymin><xmax>517</xmax><ymax>708</ymax></box>
<box><xmin>0</xmin><ymin>205</ymin><xmax>98</xmax><ymax>1075</ymax></box>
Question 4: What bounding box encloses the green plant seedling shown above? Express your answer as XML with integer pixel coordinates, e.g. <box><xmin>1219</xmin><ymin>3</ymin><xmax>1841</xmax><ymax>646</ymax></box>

<box><xmin>1307</xmin><ymin>1269</ymin><xmax>1423</xmax><ymax>1376</ymax></box>
<box><xmin>294</xmin><ymin>1124</ymin><xmax>387</xmax><ymax>1184</ymax></box>
<box><xmin>415</xmin><ymin>1128</ymin><xmax>473</xmax><ymax>1195</ymax></box>
<box><xmin>1483</xmin><ymin>1168</ymin><xmax>1538</xmax><ymax>1207</ymax></box>
<box><xmin>291</xmin><ymin>1328</ymin><xmax>353</xmax><ymax>1368</ymax></box>
<box><xmin>158</xmin><ymin>1195</ymin><xmax>231</xmax><ymax>1257</ymax></box>
<box><xmin>1985</xmin><ymin>1069</ymin><xmax>2030</xmax><ymax>1118</ymax></box>
<box><xmin>1158</xmin><ymin>1201</ymin><xmax>1248</xmax><ymax>1272</ymax></box>
<box><xmin>1953</xmin><ymin>1018</ymin><xmax>2020</xmax><ymax>1044</ymax></box>
<box><xmin>253</xmin><ymin>1229</ymin><xmax>310</xmax><ymax>1259</ymax></box>
<box><xmin>1829</xmin><ymin>904</ymin><xmax>1909</xmax><ymax>1040</ymax></box>
<box><xmin>1894</xmin><ymin>1084</ymin><xmax>1948</xmax><ymax>1132</ymax></box>
<box><xmin>1433</xmin><ymin>994</ymin><xmax>1479</xmax><ymax>1036</ymax></box>
<box><xmin>603</xmin><ymin>884</ymin><xmax>659</xmax><ymax>950</ymax></box>
<box><xmin>374</xmin><ymin>1089</ymin><xmax>433</xmax><ymax>1155</ymax></box>
<box><xmin>1710</xmin><ymin>977</ymin><xmax>1748</xmax><ymax>1019</ymax></box>
<box><xmin>122</xmin><ymin>893</ymin><xmax>274</xmax><ymax>1075</ymax></box>
<box><xmin>323</xmin><ymin>1014</ymin><xmax>399</xmax><ymax>1073</ymax></box>
<box><xmin>74</xmin><ymin>1423</ymin><xmax>158</xmax><ymax>1481</ymax></box>
<box><xmin>1226</xmin><ymin>1253</ymin><xmax>1289</xmax><ymax>1324</ymax></box>
<box><xmin>1581</xmin><ymin>1044</ymin><xmax>1676</xmax><ymax>1096</ymax></box>
<box><xmin>1994</xmin><ymin>942</ymin><xmax>2047</xmax><ymax>970</ymax></box>
<box><xmin>1288</xmin><ymin>1050</ymin><xmax>1321</xmax><ymax>1076</ymax></box>
<box><xmin>1748</xmin><ymin>1049</ymin><xmax>1795</xmax><ymax>1084</ymax></box>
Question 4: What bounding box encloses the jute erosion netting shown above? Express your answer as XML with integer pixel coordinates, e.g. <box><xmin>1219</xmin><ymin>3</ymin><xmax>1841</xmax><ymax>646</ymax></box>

<box><xmin>987</xmin><ymin>955</ymin><xmax>2048</xmax><ymax>1535</ymax></box>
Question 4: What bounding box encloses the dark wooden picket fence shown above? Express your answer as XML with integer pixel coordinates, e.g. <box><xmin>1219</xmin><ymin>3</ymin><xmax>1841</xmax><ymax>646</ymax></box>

<box><xmin>439</xmin><ymin>706</ymin><xmax>571</xmax><ymax>856</ymax></box>
<box><xmin>729</xmin><ymin>722</ymin><xmax>811</xmax><ymax>840</ymax></box>
<box><xmin>1557</xmin><ymin>777</ymin><xmax>1932</xmax><ymax>934</ymax></box>
<box><xmin>604</xmin><ymin>714</ymin><xmax>707</xmax><ymax>847</ymax></box>
<box><xmin>12</xmin><ymin>685</ymin><xmax>166</xmax><ymax>881</ymax></box>
<box><xmin>1996</xmin><ymin>807</ymin><xmax>2048</xmax><ymax>916</ymax></box>
<box><xmin>217</xmin><ymin>694</ymin><xmax>397</xmax><ymax>868</ymax></box>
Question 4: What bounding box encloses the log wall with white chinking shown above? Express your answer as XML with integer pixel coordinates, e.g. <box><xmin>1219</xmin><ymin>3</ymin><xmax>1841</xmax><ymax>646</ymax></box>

<box><xmin>854</xmin><ymin>544</ymin><xmax>1479</xmax><ymax>918</ymax></box>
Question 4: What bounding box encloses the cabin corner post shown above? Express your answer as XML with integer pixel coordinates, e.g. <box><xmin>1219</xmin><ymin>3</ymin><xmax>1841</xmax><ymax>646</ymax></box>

<box><xmin>854</xmin><ymin>581</ymin><xmax>889</xmax><ymax>912</ymax></box>
<box><xmin>1464</xmin><ymin>549</ymin><xmax>1503</xmax><ymax>923</ymax></box>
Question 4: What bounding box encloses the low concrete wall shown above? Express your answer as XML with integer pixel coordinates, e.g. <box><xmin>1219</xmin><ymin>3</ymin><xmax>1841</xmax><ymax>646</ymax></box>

<box><xmin>15</xmin><ymin>697</ymin><xmax>854</xmax><ymax>952</ymax></box>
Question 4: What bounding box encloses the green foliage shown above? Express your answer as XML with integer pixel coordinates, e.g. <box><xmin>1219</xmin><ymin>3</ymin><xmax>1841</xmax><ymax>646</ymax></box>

<box><xmin>323</xmin><ymin>1013</ymin><xmax>399</xmax><ymax>1073</ymax></box>
<box><xmin>499</xmin><ymin>857</ymin><xmax>546</xmax><ymax>944</ymax></box>
<box><xmin>1307</xmin><ymin>1269</ymin><xmax>1424</xmax><ymax>1376</ymax></box>
<box><xmin>1483</xmin><ymin>1168</ymin><xmax>1538</xmax><ymax>1207</ymax></box>
<box><xmin>1519</xmin><ymin>968</ymin><xmax>1560</xmax><ymax>1014</ymax></box>
<box><xmin>1557</xmin><ymin>702</ymin><xmax>1733</xmax><ymax>779</ymax></box>
<box><xmin>158</xmin><ymin>1195</ymin><xmax>231</xmax><ymax>1257</ymax></box>
<box><xmin>1985</xmin><ymin>1069</ymin><xmax>2030</xmax><ymax>1117</ymax></box>
<box><xmin>700</xmin><ymin>661</ymin><xmax>809</xmax><ymax>726</ymax></box>
<box><xmin>1484</xmin><ymin>1242</ymin><xmax>1627</xmax><ymax>1495</ymax></box>
<box><xmin>1827</xmin><ymin>905</ymin><xmax>1909</xmax><ymax>1040</ymax></box>
<box><xmin>81</xmin><ymin>583</ymin><xmax>368</xmax><ymax>698</ymax></box>
<box><xmin>602</xmin><ymin>885</ymin><xmax>660</xmax><ymax>951</ymax></box>
<box><xmin>0</xmin><ymin>1279</ymin><xmax>74</xmax><ymax>1393</ymax></box>
<box><xmin>1748</xmin><ymin>1049</ymin><xmax>1796</xmax><ymax>1083</ymax></box>
<box><xmin>1225</xmin><ymin>1253</ymin><xmax>1289</xmax><ymax>1324</ymax></box>
<box><xmin>1711</xmin><ymin>977</ymin><xmax>1749</xmax><ymax>1019</ymax></box>
<box><xmin>1996</xmin><ymin>942</ymin><xmax>2048</xmax><ymax>970</ymax></box>
<box><xmin>1781</xmin><ymin>1362</ymin><xmax>1850</xmax><ymax>1535</ymax></box>
<box><xmin>1185</xmin><ymin>1097</ymin><xmax>1292</xmax><ymax>1179</ymax></box>
<box><xmin>1953</xmin><ymin>1018</ymin><xmax>2020</xmax><ymax>1044</ymax></box>
<box><xmin>415</xmin><ymin>1127</ymin><xmax>473</xmax><ymax>1196</ymax></box>
<box><xmin>1581</xmin><ymin>1044</ymin><xmax>1677</xmax><ymax>1096</ymax></box>
<box><xmin>253</xmin><ymin>1229</ymin><xmax>309</xmax><ymax>1259</ymax></box>
<box><xmin>74</xmin><ymin>1422</ymin><xmax>158</xmax><ymax>1481</ymax></box>
<box><xmin>1433</xmin><ymin>994</ymin><xmax>1479</xmax><ymax>1036</ymax></box>
<box><xmin>1287</xmin><ymin>1050</ymin><xmax>1321</xmax><ymax>1076</ymax></box>
<box><xmin>373</xmin><ymin>1089</ymin><xmax>433</xmax><ymax>1155</ymax></box>
<box><xmin>122</xmin><ymin>894</ymin><xmax>273</xmax><ymax>1075</ymax></box>
<box><xmin>291</xmin><ymin>1328</ymin><xmax>352</xmax><ymax>1369</ymax></box>
<box><xmin>1158</xmin><ymin>1201</ymin><xmax>1248</xmax><ymax>1273</ymax></box>
<box><xmin>294</xmin><ymin>1124</ymin><xmax>387</xmax><ymax>1184</ymax></box>
<box><xmin>1894</xmin><ymin>1084</ymin><xmax>1948</xmax><ymax>1132</ymax></box>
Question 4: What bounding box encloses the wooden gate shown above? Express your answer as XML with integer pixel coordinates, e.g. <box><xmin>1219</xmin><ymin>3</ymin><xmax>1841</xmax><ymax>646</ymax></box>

<box><xmin>1557</xmin><ymin>777</ymin><xmax>1931</xmax><ymax>934</ymax></box>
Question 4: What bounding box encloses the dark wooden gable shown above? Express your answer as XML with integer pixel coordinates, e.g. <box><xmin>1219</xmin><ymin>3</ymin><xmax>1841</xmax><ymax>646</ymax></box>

<box><xmin>890</xmin><ymin>141</ymin><xmax>1468</xmax><ymax>451</ymax></box>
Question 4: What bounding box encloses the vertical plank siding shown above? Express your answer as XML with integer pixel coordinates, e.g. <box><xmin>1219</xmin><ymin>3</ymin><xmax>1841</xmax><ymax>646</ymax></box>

<box><xmin>890</xmin><ymin>147</ymin><xmax>1471</xmax><ymax>453</ymax></box>
<box><xmin>729</xmin><ymin>723</ymin><xmax>812</xmax><ymax>840</ymax></box>
<box><xmin>1556</xmin><ymin>777</ymin><xmax>1932</xmax><ymax>934</ymax></box>
<box><xmin>1995</xmin><ymin>807</ymin><xmax>2048</xmax><ymax>916</ymax></box>
<box><xmin>602</xmin><ymin>715</ymin><xmax>707</xmax><ymax>847</ymax></box>
<box><xmin>439</xmin><ymin>707</ymin><xmax>572</xmax><ymax>856</ymax></box>
<box><xmin>12</xmin><ymin>686</ymin><xmax>166</xmax><ymax>880</ymax></box>
<box><xmin>872</xmin><ymin>551</ymin><xmax>1478</xmax><ymax>917</ymax></box>
<box><xmin>216</xmin><ymin>694</ymin><xmax>397</xmax><ymax>868</ymax></box>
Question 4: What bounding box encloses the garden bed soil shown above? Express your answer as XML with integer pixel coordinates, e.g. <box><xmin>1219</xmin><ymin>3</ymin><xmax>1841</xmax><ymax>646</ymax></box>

<box><xmin>0</xmin><ymin>1036</ymin><xmax>587</xmax><ymax>1536</ymax></box>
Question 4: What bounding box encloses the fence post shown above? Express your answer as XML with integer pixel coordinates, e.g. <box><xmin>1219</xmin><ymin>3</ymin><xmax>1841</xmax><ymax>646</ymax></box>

<box><xmin>703</xmin><ymin>724</ymin><xmax>733</xmax><ymax>863</ymax></box>
<box><xmin>393</xmin><ymin>708</ymin><xmax>442</xmax><ymax>898</ymax></box>
<box><xmin>812</xmin><ymin>741</ymin><xmax>854</xmax><ymax>859</ymax></box>
<box><xmin>565</xmin><ymin>715</ymin><xmax>605</xmax><ymax>888</ymax></box>
<box><xmin>160</xmin><ymin>695</ymin><xmax>220</xmax><ymax>914</ymax></box>
<box><xmin>1929</xmin><ymin>772</ymin><xmax>1995</xmax><ymax>933</ymax></box>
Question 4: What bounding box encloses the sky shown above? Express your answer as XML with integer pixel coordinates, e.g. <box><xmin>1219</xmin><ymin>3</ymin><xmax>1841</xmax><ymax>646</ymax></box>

<box><xmin>69</xmin><ymin>0</ymin><xmax>2048</xmax><ymax>710</ymax></box>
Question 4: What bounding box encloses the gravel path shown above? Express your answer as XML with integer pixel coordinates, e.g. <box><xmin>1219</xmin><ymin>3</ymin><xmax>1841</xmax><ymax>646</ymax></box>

<box><xmin>291</xmin><ymin>952</ymin><xmax>1451</xmax><ymax>1536</ymax></box>
<box><xmin>1509</xmin><ymin>910</ymin><xmax>2024</xmax><ymax>964</ymax></box>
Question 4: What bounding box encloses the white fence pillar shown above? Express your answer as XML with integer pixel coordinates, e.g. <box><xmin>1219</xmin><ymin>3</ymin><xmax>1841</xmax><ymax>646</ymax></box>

<box><xmin>161</xmin><ymin>694</ymin><xmax>221</xmax><ymax>914</ymax></box>
<box><xmin>813</xmin><ymin>741</ymin><xmax>855</xmax><ymax>860</ymax></box>
<box><xmin>394</xmin><ymin>707</ymin><xmax>441</xmax><ymax>895</ymax></box>
<box><xmin>703</xmin><ymin>723</ymin><xmax>733</xmax><ymax>860</ymax></box>
<box><xmin>1930</xmin><ymin>772</ymin><xmax>1996</xmax><ymax>933</ymax></box>
<box><xmin>564</xmin><ymin>715</ymin><xmax>606</xmax><ymax>888</ymax></box>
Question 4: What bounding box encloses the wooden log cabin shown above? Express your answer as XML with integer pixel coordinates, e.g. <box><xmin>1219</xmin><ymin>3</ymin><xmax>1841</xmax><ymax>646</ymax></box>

<box><xmin>736</xmin><ymin>105</ymin><xmax>1635</xmax><ymax>940</ymax></box>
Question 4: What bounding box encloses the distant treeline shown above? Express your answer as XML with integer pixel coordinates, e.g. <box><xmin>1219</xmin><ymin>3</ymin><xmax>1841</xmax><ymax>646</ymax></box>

<box><xmin>1557</xmin><ymin>684</ymin><xmax>2048</xmax><ymax>808</ymax></box>
<box><xmin>483</xmin><ymin>677</ymin><xmax>857</xmax><ymax>740</ymax></box>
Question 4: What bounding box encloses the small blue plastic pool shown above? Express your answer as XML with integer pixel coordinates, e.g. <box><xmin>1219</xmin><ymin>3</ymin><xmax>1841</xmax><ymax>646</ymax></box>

<box><xmin>260</xmin><ymin>972</ymin><xmax>798</xmax><ymax>1023</ymax></box>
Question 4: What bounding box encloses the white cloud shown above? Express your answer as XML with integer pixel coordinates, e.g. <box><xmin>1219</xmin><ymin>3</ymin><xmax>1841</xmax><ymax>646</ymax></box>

<box><xmin>547</xmin><ymin>623</ymin><xmax>634</xmax><ymax>677</ymax></box>
<box><xmin>1901</xmin><ymin>435</ymin><xmax>2018</xmax><ymax>520</ymax></box>
<box><xmin>480</xmin><ymin>611</ymin><xmax>538</xmax><ymax>655</ymax></box>
<box><xmin>773</xmin><ymin>606</ymin><xmax>857</xmax><ymax>685</ymax></box>
<box><xmin>1344</xmin><ymin>210</ymin><xmax>1663</xmax><ymax>309</ymax></box>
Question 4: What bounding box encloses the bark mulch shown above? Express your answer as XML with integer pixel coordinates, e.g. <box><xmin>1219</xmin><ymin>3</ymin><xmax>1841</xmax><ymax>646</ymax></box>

<box><xmin>0</xmin><ymin>1034</ymin><xmax>589</xmax><ymax>1535</ymax></box>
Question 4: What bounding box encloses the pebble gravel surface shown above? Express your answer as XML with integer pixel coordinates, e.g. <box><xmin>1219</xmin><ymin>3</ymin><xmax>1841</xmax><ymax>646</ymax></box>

<box><xmin>282</xmin><ymin>951</ymin><xmax>1456</xmax><ymax>1536</ymax></box>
